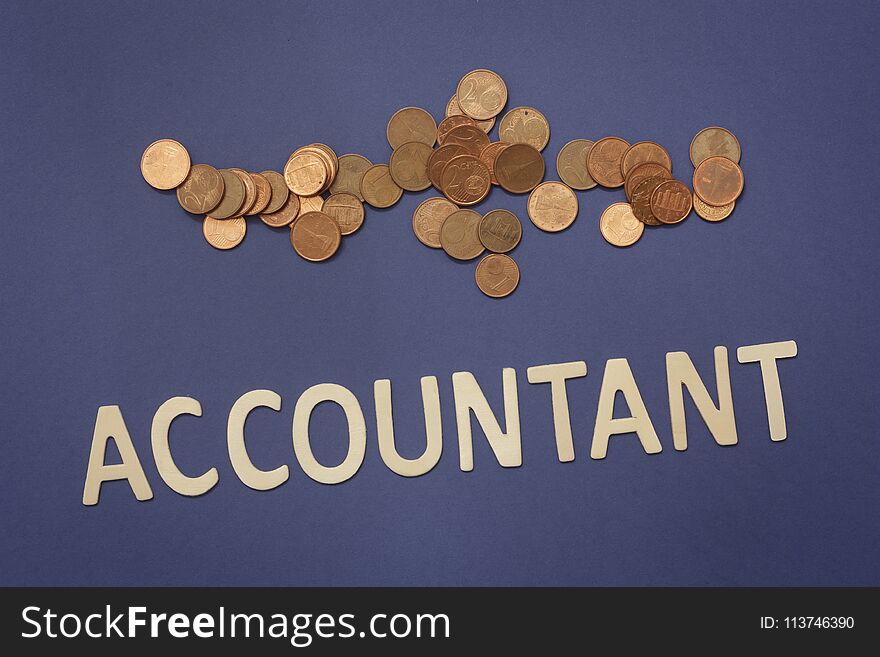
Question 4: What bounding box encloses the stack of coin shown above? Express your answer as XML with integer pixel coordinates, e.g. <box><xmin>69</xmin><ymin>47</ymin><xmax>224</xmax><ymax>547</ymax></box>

<box><xmin>689</xmin><ymin>127</ymin><xmax>744</xmax><ymax>222</ymax></box>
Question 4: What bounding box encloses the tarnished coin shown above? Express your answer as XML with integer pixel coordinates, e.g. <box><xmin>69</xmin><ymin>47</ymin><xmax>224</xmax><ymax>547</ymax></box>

<box><xmin>259</xmin><ymin>170</ymin><xmax>290</xmax><ymax>214</ymax></box>
<box><xmin>631</xmin><ymin>175</ymin><xmax>666</xmax><ymax>226</ymax></box>
<box><xmin>329</xmin><ymin>154</ymin><xmax>372</xmax><ymax>201</ymax></box>
<box><xmin>494</xmin><ymin>143</ymin><xmax>545</xmax><ymax>194</ymax></box>
<box><xmin>299</xmin><ymin>194</ymin><xmax>325</xmax><ymax>214</ymax></box>
<box><xmin>246</xmin><ymin>172</ymin><xmax>272</xmax><ymax>215</ymax></box>
<box><xmin>412</xmin><ymin>197</ymin><xmax>459</xmax><ymax>248</ymax></box>
<box><xmin>446</xmin><ymin>94</ymin><xmax>495</xmax><ymax>132</ymax></box>
<box><xmin>290</xmin><ymin>211</ymin><xmax>341</xmax><ymax>262</ymax></box>
<box><xmin>360</xmin><ymin>164</ymin><xmax>403</xmax><ymax>208</ymax></box>
<box><xmin>690</xmin><ymin>126</ymin><xmax>741</xmax><ymax>167</ymax></box>
<box><xmin>479</xmin><ymin>209</ymin><xmax>522</xmax><ymax>253</ymax></box>
<box><xmin>693</xmin><ymin>156</ymin><xmax>744</xmax><ymax>206</ymax></box>
<box><xmin>586</xmin><ymin>136</ymin><xmax>630</xmax><ymax>188</ymax></box>
<box><xmin>556</xmin><ymin>139</ymin><xmax>597</xmax><ymax>190</ymax></box>
<box><xmin>389</xmin><ymin>141</ymin><xmax>433</xmax><ymax>191</ymax></box>
<box><xmin>203</xmin><ymin>216</ymin><xmax>246</xmax><ymax>250</ymax></box>
<box><xmin>176</xmin><ymin>164</ymin><xmax>224</xmax><ymax>214</ymax></box>
<box><xmin>208</xmin><ymin>169</ymin><xmax>247</xmax><ymax>220</ymax></box>
<box><xmin>600</xmin><ymin>203</ymin><xmax>643</xmax><ymax>247</ymax></box>
<box><xmin>440</xmin><ymin>155</ymin><xmax>491</xmax><ymax>206</ymax></box>
<box><xmin>624</xmin><ymin>162</ymin><xmax>672</xmax><ymax>201</ymax></box>
<box><xmin>229</xmin><ymin>168</ymin><xmax>257</xmax><ymax>216</ymax></box>
<box><xmin>693</xmin><ymin>195</ymin><xmax>735</xmax><ymax>222</ymax></box>
<box><xmin>428</xmin><ymin>144</ymin><xmax>469</xmax><ymax>191</ymax></box>
<box><xmin>439</xmin><ymin>209</ymin><xmax>484</xmax><ymax>260</ymax></box>
<box><xmin>141</xmin><ymin>138</ymin><xmax>190</xmax><ymax>190</ymax></box>
<box><xmin>386</xmin><ymin>107</ymin><xmax>437</xmax><ymax>149</ymax></box>
<box><xmin>456</xmin><ymin>69</ymin><xmax>507</xmax><ymax>121</ymax></box>
<box><xmin>323</xmin><ymin>192</ymin><xmax>364</xmax><ymax>235</ymax></box>
<box><xmin>650</xmin><ymin>180</ymin><xmax>692</xmax><ymax>224</ymax></box>
<box><xmin>479</xmin><ymin>142</ymin><xmax>511</xmax><ymax>185</ymax></box>
<box><xmin>443</xmin><ymin>124</ymin><xmax>491</xmax><ymax>158</ymax></box>
<box><xmin>527</xmin><ymin>181</ymin><xmax>578</xmax><ymax>232</ymax></box>
<box><xmin>259</xmin><ymin>192</ymin><xmax>300</xmax><ymax>228</ymax></box>
<box><xmin>475</xmin><ymin>254</ymin><xmax>519</xmax><ymax>298</ymax></box>
<box><xmin>498</xmin><ymin>107</ymin><xmax>550</xmax><ymax>151</ymax></box>
<box><xmin>284</xmin><ymin>151</ymin><xmax>327</xmax><ymax>196</ymax></box>
<box><xmin>437</xmin><ymin>115</ymin><xmax>477</xmax><ymax>145</ymax></box>
<box><xmin>621</xmin><ymin>141</ymin><xmax>672</xmax><ymax>178</ymax></box>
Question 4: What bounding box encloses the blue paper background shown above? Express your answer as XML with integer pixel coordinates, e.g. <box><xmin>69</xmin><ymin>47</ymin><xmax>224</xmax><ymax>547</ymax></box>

<box><xmin>1</xmin><ymin>0</ymin><xmax>877</xmax><ymax>586</ymax></box>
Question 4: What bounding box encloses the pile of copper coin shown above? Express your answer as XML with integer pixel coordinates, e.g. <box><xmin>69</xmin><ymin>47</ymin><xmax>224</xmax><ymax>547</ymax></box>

<box><xmin>141</xmin><ymin>68</ymin><xmax>744</xmax><ymax>298</ymax></box>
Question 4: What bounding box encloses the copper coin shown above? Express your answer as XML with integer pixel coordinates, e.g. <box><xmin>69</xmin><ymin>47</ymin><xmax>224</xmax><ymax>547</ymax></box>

<box><xmin>246</xmin><ymin>172</ymin><xmax>272</xmax><ymax>215</ymax></box>
<box><xmin>389</xmin><ymin>141</ymin><xmax>433</xmax><ymax>192</ymax></box>
<box><xmin>599</xmin><ymin>203</ymin><xmax>643</xmax><ymax>247</ymax></box>
<box><xmin>229</xmin><ymin>168</ymin><xmax>257</xmax><ymax>216</ymax></box>
<box><xmin>140</xmin><ymin>138</ymin><xmax>190</xmax><ymax>190</ymax></box>
<box><xmin>360</xmin><ymin>164</ymin><xmax>403</xmax><ymax>208</ymax></box>
<box><xmin>456</xmin><ymin>69</ymin><xmax>507</xmax><ymax>121</ymax></box>
<box><xmin>203</xmin><ymin>216</ymin><xmax>246</xmax><ymax>250</ymax></box>
<box><xmin>299</xmin><ymin>194</ymin><xmax>325</xmax><ymax>214</ymax></box>
<box><xmin>284</xmin><ymin>151</ymin><xmax>328</xmax><ymax>197</ymax></box>
<box><xmin>291</xmin><ymin>145</ymin><xmax>335</xmax><ymax>194</ymax></box>
<box><xmin>259</xmin><ymin>170</ymin><xmax>290</xmax><ymax>214</ymax></box>
<box><xmin>427</xmin><ymin>144</ymin><xmax>469</xmax><ymax>191</ymax></box>
<box><xmin>310</xmin><ymin>143</ymin><xmax>339</xmax><ymax>181</ymax></box>
<box><xmin>208</xmin><ymin>169</ymin><xmax>246</xmax><ymax>220</ymax></box>
<box><xmin>631</xmin><ymin>176</ymin><xmax>666</xmax><ymax>226</ymax></box>
<box><xmin>478</xmin><ymin>209</ymin><xmax>522</xmax><ymax>253</ymax></box>
<box><xmin>440</xmin><ymin>155</ymin><xmax>491</xmax><ymax>206</ymax></box>
<box><xmin>443</xmin><ymin>124</ymin><xmax>490</xmax><ymax>158</ymax></box>
<box><xmin>290</xmin><ymin>211</ymin><xmax>341</xmax><ymax>262</ymax></box>
<box><xmin>650</xmin><ymin>180</ymin><xmax>692</xmax><ymax>224</ymax></box>
<box><xmin>693</xmin><ymin>156</ymin><xmax>744</xmax><ymax>206</ymax></box>
<box><xmin>494</xmin><ymin>143</ymin><xmax>545</xmax><ymax>194</ymax></box>
<box><xmin>527</xmin><ymin>181</ymin><xmax>578</xmax><ymax>232</ymax></box>
<box><xmin>479</xmin><ymin>142</ymin><xmax>511</xmax><ymax>185</ymax></box>
<box><xmin>690</xmin><ymin>126</ymin><xmax>741</xmax><ymax>167</ymax></box>
<box><xmin>323</xmin><ymin>192</ymin><xmax>364</xmax><ymax>235</ymax></box>
<box><xmin>386</xmin><ymin>107</ymin><xmax>437</xmax><ymax>149</ymax></box>
<box><xmin>329</xmin><ymin>154</ymin><xmax>372</xmax><ymax>201</ymax></box>
<box><xmin>586</xmin><ymin>136</ymin><xmax>630</xmax><ymax>188</ymax></box>
<box><xmin>624</xmin><ymin>162</ymin><xmax>672</xmax><ymax>201</ymax></box>
<box><xmin>439</xmin><ymin>209</ymin><xmax>484</xmax><ymax>260</ymax></box>
<box><xmin>446</xmin><ymin>94</ymin><xmax>494</xmax><ymax>133</ymax></box>
<box><xmin>498</xmin><ymin>107</ymin><xmax>550</xmax><ymax>151</ymax></box>
<box><xmin>556</xmin><ymin>139</ymin><xmax>597</xmax><ymax>190</ymax></box>
<box><xmin>437</xmin><ymin>115</ymin><xmax>477</xmax><ymax>145</ymax></box>
<box><xmin>693</xmin><ymin>195</ymin><xmax>735</xmax><ymax>222</ymax></box>
<box><xmin>176</xmin><ymin>164</ymin><xmax>224</xmax><ymax>214</ymax></box>
<box><xmin>475</xmin><ymin>254</ymin><xmax>520</xmax><ymax>298</ymax></box>
<box><xmin>259</xmin><ymin>192</ymin><xmax>300</xmax><ymax>228</ymax></box>
<box><xmin>412</xmin><ymin>197</ymin><xmax>459</xmax><ymax>248</ymax></box>
<box><xmin>621</xmin><ymin>141</ymin><xmax>672</xmax><ymax>178</ymax></box>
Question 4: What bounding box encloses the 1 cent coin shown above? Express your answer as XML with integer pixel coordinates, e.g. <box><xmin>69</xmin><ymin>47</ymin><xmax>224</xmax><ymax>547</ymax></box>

<box><xmin>259</xmin><ymin>192</ymin><xmax>300</xmax><ymax>228</ymax></box>
<box><xmin>479</xmin><ymin>209</ymin><xmax>522</xmax><ymax>253</ymax></box>
<box><xmin>600</xmin><ymin>203</ymin><xmax>644</xmax><ymax>247</ymax></box>
<box><xmin>203</xmin><ymin>216</ymin><xmax>246</xmax><ymax>250</ymax></box>
<box><xmin>412</xmin><ymin>197</ymin><xmax>459</xmax><ymax>248</ymax></box>
<box><xmin>621</xmin><ymin>141</ymin><xmax>672</xmax><ymax>178</ymax></box>
<box><xmin>323</xmin><ymin>192</ymin><xmax>364</xmax><ymax>235</ymax></box>
<box><xmin>176</xmin><ymin>164</ymin><xmax>224</xmax><ymax>214</ymax></box>
<box><xmin>693</xmin><ymin>156</ymin><xmax>744</xmax><ymax>206</ymax></box>
<box><xmin>494</xmin><ymin>143</ymin><xmax>545</xmax><ymax>194</ymax></box>
<box><xmin>475</xmin><ymin>254</ymin><xmax>520</xmax><ymax>298</ymax></box>
<box><xmin>624</xmin><ymin>162</ymin><xmax>672</xmax><ymax>201</ymax></box>
<box><xmin>527</xmin><ymin>181</ymin><xmax>578</xmax><ymax>232</ymax></box>
<box><xmin>360</xmin><ymin>164</ymin><xmax>403</xmax><ymax>208</ymax></box>
<box><xmin>259</xmin><ymin>170</ymin><xmax>290</xmax><ymax>214</ymax></box>
<box><xmin>456</xmin><ymin>69</ymin><xmax>508</xmax><ymax>121</ymax></box>
<box><xmin>290</xmin><ymin>211</ymin><xmax>341</xmax><ymax>262</ymax></box>
<box><xmin>498</xmin><ymin>107</ymin><xmax>550</xmax><ymax>151</ymax></box>
<box><xmin>389</xmin><ymin>141</ymin><xmax>433</xmax><ymax>191</ymax></box>
<box><xmin>587</xmin><ymin>136</ymin><xmax>630</xmax><ymax>188</ymax></box>
<box><xmin>631</xmin><ymin>175</ymin><xmax>666</xmax><ymax>226</ymax></box>
<box><xmin>229</xmin><ymin>168</ymin><xmax>257</xmax><ymax>216</ymax></box>
<box><xmin>141</xmin><ymin>138</ymin><xmax>190</xmax><ymax>190</ymax></box>
<box><xmin>299</xmin><ymin>194</ymin><xmax>325</xmax><ymax>214</ymax></box>
<box><xmin>650</xmin><ymin>179</ymin><xmax>692</xmax><ymax>224</ymax></box>
<box><xmin>693</xmin><ymin>195</ymin><xmax>735</xmax><ymax>222</ymax></box>
<box><xmin>556</xmin><ymin>139</ymin><xmax>597</xmax><ymax>190</ymax></box>
<box><xmin>329</xmin><ymin>154</ymin><xmax>372</xmax><ymax>201</ymax></box>
<box><xmin>440</xmin><ymin>209</ymin><xmax>484</xmax><ymax>260</ymax></box>
<box><xmin>480</xmin><ymin>142</ymin><xmax>511</xmax><ymax>185</ymax></box>
<box><xmin>246</xmin><ymin>172</ymin><xmax>272</xmax><ymax>215</ymax></box>
<box><xmin>208</xmin><ymin>169</ymin><xmax>246</xmax><ymax>220</ymax></box>
<box><xmin>386</xmin><ymin>107</ymin><xmax>437</xmax><ymax>149</ymax></box>
<box><xmin>284</xmin><ymin>151</ymin><xmax>327</xmax><ymax>196</ymax></box>
<box><xmin>690</xmin><ymin>126</ymin><xmax>741</xmax><ymax>167</ymax></box>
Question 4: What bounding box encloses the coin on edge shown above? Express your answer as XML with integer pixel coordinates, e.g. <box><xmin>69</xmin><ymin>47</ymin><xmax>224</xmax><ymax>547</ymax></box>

<box><xmin>498</xmin><ymin>107</ymin><xmax>550</xmax><ymax>151</ymax></box>
<box><xmin>290</xmin><ymin>211</ymin><xmax>341</xmax><ymax>262</ymax></box>
<box><xmin>480</xmin><ymin>142</ymin><xmax>511</xmax><ymax>185</ymax></box>
<box><xmin>479</xmin><ymin>209</ymin><xmax>522</xmax><ymax>253</ymax></box>
<box><xmin>527</xmin><ymin>181</ymin><xmax>578</xmax><ymax>232</ymax></box>
<box><xmin>360</xmin><ymin>164</ymin><xmax>403</xmax><ymax>209</ymax></box>
<box><xmin>203</xmin><ymin>216</ymin><xmax>246</xmax><ymax>250</ymax></box>
<box><xmin>440</xmin><ymin>155</ymin><xmax>491</xmax><ymax>206</ymax></box>
<box><xmin>446</xmin><ymin>94</ymin><xmax>495</xmax><ymax>132</ymax></box>
<box><xmin>412</xmin><ymin>197</ymin><xmax>459</xmax><ymax>248</ymax></box>
<box><xmin>259</xmin><ymin>192</ymin><xmax>300</xmax><ymax>228</ymax></box>
<box><xmin>389</xmin><ymin>141</ymin><xmax>433</xmax><ymax>192</ymax></box>
<box><xmin>693</xmin><ymin>195</ymin><xmax>735</xmax><ymax>222</ymax></box>
<box><xmin>260</xmin><ymin>170</ymin><xmax>290</xmax><ymax>214</ymax></box>
<box><xmin>440</xmin><ymin>209</ymin><xmax>484</xmax><ymax>260</ymax></box>
<box><xmin>494</xmin><ymin>143</ymin><xmax>545</xmax><ymax>194</ymax></box>
<box><xmin>556</xmin><ymin>139</ymin><xmax>596</xmax><ymax>190</ymax></box>
<box><xmin>600</xmin><ymin>203</ymin><xmax>644</xmax><ymax>247</ymax></box>
<box><xmin>141</xmin><ymin>138</ymin><xmax>190</xmax><ymax>190</ymax></box>
<box><xmin>690</xmin><ymin>126</ymin><xmax>741</xmax><ymax>167</ymax></box>
<box><xmin>650</xmin><ymin>180</ymin><xmax>692</xmax><ymax>224</ymax></box>
<box><xmin>587</xmin><ymin>137</ymin><xmax>630</xmax><ymax>188</ymax></box>
<box><xmin>475</xmin><ymin>254</ymin><xmax>520</xmax><ymax>298</ymax></box>
<box><xmin>386</xmin><ymin>107</ymin><xmax>437</xmax><ymax>149</ymax></box>
<box><xmin>456</xmin><ymin>69</ymin><xmax>508</xmax><ymax>121</ymax></box>
<box><xmin>621</xmin><ymin>141</ymin><xmax>673</xmax><ymax>178</ymax></box>
<box><xmin>693</xmin><ymin>156</ymin><xmax>744</xmax><ymax>206</ymax></box>
<box><xmin>208</xmin><ymin>169</ymin><xmax>247</xmax><ymax>220</ymax></box>
<box><xmin>323</xmin><ymin>193</ymin><xmax>365</xmax><ymax>235</ymax></box>
<box><xmin>330</xmin><ymin>154</ymin><xmax>372</xmax><ymax>201</ymax></box>
<box><xmin>176</xmin><ymin>164</ymin><xmax>224</xmax><ymax>214</ymax></box>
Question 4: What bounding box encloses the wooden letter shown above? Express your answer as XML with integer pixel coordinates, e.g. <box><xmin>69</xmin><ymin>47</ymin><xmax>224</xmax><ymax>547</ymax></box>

<box><xmin>227</xmin><ymin>389</ymin><xmax>289</xmax><ymax>491</ymax></box>
<box><xmin>526</xmin><ymin>361</ymin><xmax>588</xmax><ymax>462</ymax></box>
<box><xmin>737</xmin><ymin>340</ymin><xmax>798</xmax><ymax>441</ymax></box>
<box><xmin>375</xmin><ymin>377</ymin><xmax>442</xmax><ymax>477</ymax></box>
<box><xmin>151</xmin><ymin>396</ymin><xmax>218</xmax><ymax>497</ymax></box>
<box><xmin>453</xmin><ymin>368</ymin><xmax>521</xmax><ymax>471</ymax></box>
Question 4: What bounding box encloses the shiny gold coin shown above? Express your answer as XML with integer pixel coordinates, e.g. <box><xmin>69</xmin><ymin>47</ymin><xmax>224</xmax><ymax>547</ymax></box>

<box><xmin>599</xmin><ymin>203</ymin><xmax>643</xmax><ymax>247</ymax></box>
<box><xmin>412</xmin><ymin>197</ymin><xmax>459</xmax><ymax>248</ymax></box>
<box><xmin>437</xmin><ymin>114</ymin><xmax>477</xmax><ymax>145</ymax></box>
<box><xmin>389</xmin><ymin>141</ymin><xmax>433</xmax><ymax>192</ymax></box>
<box><xmin>693</xmin><ymin>156</ymin><xmax>744</xmax><ymax>206</ymax></box>
<box><xmin>690</xmin><ymin>126</ymin><xmax>741</xmax><ymax>167</ymax></box>
<box><xmin>440</xmin><ymin>155</ymin><xmax>491</xmax><ymax>206</ymax></box>
<box><xmin>586</xmin><ymin>136</ymin><xmax>630</xmax><ymax>188</ymax></box>
<box><xmin>693</xmin><ymin>195</ymin><xmax>735</xmax><ymax>222</ymax></box>
<box><xmin>443</xmin><ymin>124</ymin><xmax>491</xmax><ymax>158</ymax></box>
<box><xmin>631</xmin><ymin>175</ymin><xmax>666</xmax><ymax>226</ymax></box>
<box><xmin>203</xmin><ymin>216</ymin><xmax>246</xmax><ymax>250</ymax></box>
<box><xmin>475</xmin><ymin>254</ymin><xmax>520</xmax><ymax>298</ymax></box>
<box><xmin>290</xmin><ymin>211</ymin><xmax>341</xmax><ymax>262</ymax></box>
<box><xmin>246</xmin><ymin>172</ymin><xmax>272</xmax><ymax>215</ymax></box>
<box><xmin>360</xmin><ymin>164</ymin><xmax>403</xmax><ymax>208</ymax></box>
<box><xmin>439</xmin><ymin>209</ymin><xmax>484</xmax><ymax>260</ymax></box>
<box><xmin>323</xmin><ymin>192</ymin><xmax>365</xmax><ymax>235</ymax></box>
<box><xmin>140</xmin><ymin>138</ymin><xmax>190</xmax><ymax>190</ymax></box>
<box><xmin>621</xmin><ymin>141</ymin><xmax>672</xmax><ymax>178</ymax></box>
<box><xmin>527</xmin><ymin>181</ymin><xmax>578</xmax><ymax>232</ymax></box>
<box><xmin>446</xmin><ymin>94</ymin><xmax>495</xmax><ymax>132</ymax></box>
<box><xmin>259</xmin><ymin>192</ymin><xmax>300</xmax><ymax>228</ymax></box>
<box><xmin>555</xmin><ymin>139</ymin><xmax>597</xmax><ymax>190</ymax></box>
<box><xmin>494</xmin><ymin>143</ymin><xmax>545</xmax><ymax>194</ymax></box>
<box><xmin>229</xmin><ymin>168</ymin><xmax>257</xmax><ymax>216</ymax></box>
<box><xmin>299</xmin><ymin>194</ymin><xmax>325</xmax><ymax>214</ymax></box>
<box><xmin>329</xmin><ymin>154</ymin><xmax>372</xmax><ymax>201</ymax></box>
<box><xmin>208</xmin><ymin>169</ymin><xmax>247</xmax><ymax>220</ymax></box>
<box><xmin>478</xmin><ymin>209</ymin><xmax>522</xmax><ymax>253</ymax></box>
<box><xmin>259</xmin><ymin>170</ymin><xmax>290</xmax><ymax>214</ymax></box>
<box><xmin>650</xmin><ymin>179</ymin><xmax>692</xmax><ymax>224</ymax></box>
<box><xmin>498</xmin><ymin>107</ymin><xmax>550</xmax><ymax>151</ymax></box>
<box><xmin>176</xmin><ymin>164</ymin><xmax>224</xmax><ymax>214</ymax></box>
<box><xmin>386</xmin><ymin>107</ymin><xmax>437</xmax><ymax>149</ymax></box>
<box><xmin>624</xmin><ymin>162</ymin><xmax>672</xmax><ymax>201</ymax></box>
<box><xmin>427</xmin><ymin>144</ymin><xmax>469</xmax><ymax>191</ymax></box>
<box><xmin>284</xmin><ymin>151</ymin><xmax>328</xmax><ymax>196</ymax></box>
<box><xmin>480</xmin><ymin>142</ymin><xmax>511</xmax><ymax>185</ymax></box>
<box><xmin>456</xmin><ymin>69</ymin><xmax>508</xmax><ymax>121</ymax></box>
